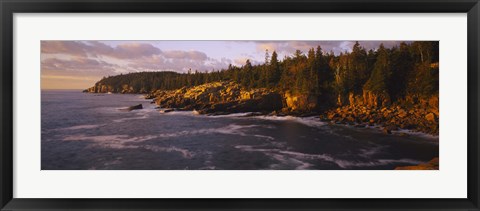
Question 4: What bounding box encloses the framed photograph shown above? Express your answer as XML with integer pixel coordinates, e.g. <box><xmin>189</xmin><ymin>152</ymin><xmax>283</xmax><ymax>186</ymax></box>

<box><xmin>1</xmin><ymin>0</ymin><xmax>479</xmax><ymax>210</ymax></box>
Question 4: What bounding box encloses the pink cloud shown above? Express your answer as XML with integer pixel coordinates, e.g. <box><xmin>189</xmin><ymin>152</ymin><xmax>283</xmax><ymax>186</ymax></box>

<box><xmin>163</xmin><ymin>50</ymin><xmax>208</xmax><ymax>61</ymax></box>
<box><xmin>41</xmin><ymin>41</ymin><xmax>162</xmax><ymax>59</ymax></box>
<box><xmin>41</xmin><ymin>41</ymin><xmax>89</xmax><ymax>56</ymax></box>
<box><xmin>101</xmin><ymin>42</ymin><xmax>162</xmax><ymax>59</ymax></box>
<box><xmin>41</xmin><ymin>57</ymin><xmax>118</xmax><ymax>75</ymax></box>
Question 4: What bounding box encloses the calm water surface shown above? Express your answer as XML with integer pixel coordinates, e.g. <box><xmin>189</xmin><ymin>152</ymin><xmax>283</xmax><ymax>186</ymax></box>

<box><xmin>41</xmin><ymin>90</ymin><xmax>439</xmax><ymax>170</ymax></box>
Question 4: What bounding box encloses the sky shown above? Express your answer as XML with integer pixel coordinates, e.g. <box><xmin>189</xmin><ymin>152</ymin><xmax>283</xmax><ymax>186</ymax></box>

<box><xmin>41</xmin><ymin>40</ymin><xmax>405</xmax><ymax>90</ymax></box>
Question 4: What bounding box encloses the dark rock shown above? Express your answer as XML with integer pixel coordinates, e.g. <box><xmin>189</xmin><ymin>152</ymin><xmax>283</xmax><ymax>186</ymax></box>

<box><xmin>119</xmin><ymin>104</ymin><xmax>143</xmax><ymax>111</ymax></box>
<box><xmin>159</xmin><ymin>108</ymin><xmax>174</xmax><ymax>113</ymax></box>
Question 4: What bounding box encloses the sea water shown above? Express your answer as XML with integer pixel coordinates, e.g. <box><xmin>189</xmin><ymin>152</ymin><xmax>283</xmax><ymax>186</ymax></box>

<box><xmin>41</xmin><ymin>90</ymin><xmax>439</xmax><ymax>170</ymax></box>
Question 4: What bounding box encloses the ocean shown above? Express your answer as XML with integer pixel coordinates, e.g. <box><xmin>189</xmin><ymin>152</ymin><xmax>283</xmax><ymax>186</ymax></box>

<box><xmin>41</xmin><ymin>90</ymin><xmax>439</xmax><ymax>170</ymax></box>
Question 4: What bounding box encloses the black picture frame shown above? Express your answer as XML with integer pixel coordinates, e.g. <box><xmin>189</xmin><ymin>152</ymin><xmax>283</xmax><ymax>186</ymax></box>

<box><xmin>1</xmin><ymin>0</ymin><xmax>479</xmax><ymax>210</ymax></box>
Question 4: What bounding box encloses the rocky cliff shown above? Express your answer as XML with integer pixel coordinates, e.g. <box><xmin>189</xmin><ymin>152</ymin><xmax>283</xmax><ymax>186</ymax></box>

<box><xmin>328</xmin><ymin>88</ymin><xmax>439</xmax><ymax>135</ymax></box>
<box><xmin>85</xmin><ymin>80</ymin><xmax>439</xmax><ymax>135</ymax></box>
<box><xmin>323</xmin><ymin>94</ymin><xmax>439</xmax><ymax>135</ymax></box>
<box><xmin>151</xmin><ymin>81</ymin><xmax>284</xmax><ymax>114</ymax></box>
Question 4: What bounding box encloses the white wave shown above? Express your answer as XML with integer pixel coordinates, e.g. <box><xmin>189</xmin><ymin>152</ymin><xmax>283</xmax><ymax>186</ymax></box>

<box><xmin>60</xmin><ymin>124</ymin><xmax>273</xmax><ymax>158</ymax></box>
<box><xmin>162</xmin><ymin>111</ymin><xmax>256</xmax><ymax>119</ymax></box>
<box><xmin>63</xmin><ymin>134</ymin><xmax>157</xmax><ymax>143</ymax></box>
<box><xmin>359</xmin><ymin>146</ymin><xmax>385</xmax><ymax>158</ymax></box>
<box><xmin>253</xmin><ymin>134</ymin><xmax>275</xmax><ymax>140</ymax></box>
<box><xmin>279</xmin><ymin>150</ymin><xmax>422</xmax><ymax>168</ymax></box>
<box><xmin>162</xmin><ymin>111</ymin><xmax>326</xmax><ymax>129</ymax></box>
<box><xmin>153</xmin><ymin>124</ymin><xmax>274</xmax><ymax>141</ymax></box>
<box><xmin>56</xmin><ymin>124</ymin><xmax>105</xmax><ymax>131</ymax></box>
<box><xmin>235</xmin><ymin>145</ymin><xmax>313</xmax><ymax>170</ymax></box>
<box><xmin>61</xmin><ymin>134</ymin><xmax>194</xmax><ymax>158</ymax></box>
<box><xmin>104</xmin><ymin>157</ymin><xmax>123</xmax><ymax>166</ymax></box>
<box><xmin>161</xmin><ymin>111</ymin><xmax>198</xmax><ymax>116</ymax></box>
<box><xmin>113</xmin><ymin>115</ymin><xmax>149</xmax><ymax>123</ymax></box>
<box><xmin>392</xmin><ymin>129</ymin><xmax>439</xmax><ymax>140</ymax></box>
<box><xmin>143</xmin><ymin>145</ymin><xmax>194</xmax><ymax>158</ymax></box>
<box><xmin>208</xmin><ymin>112</ymin><xmax>257</xmax><ymax>118</ymax></box>
<box><xmin>63</xmin><ymin>135</ymin><xmax>142</xmax><ymax>149</ymax></box>
<box><xmin>157</xmin><ymin>110</ymin><xmax>327</xmax><ymax>130</ymax></box>
<box><xmin>268</xmin><ymin>153</ymin><xmax>313</xmax><ymax>170</ymax></box>
<box><xmin>338</xmin><ymin>124</ymin><xmax>439</xmax><ymax>141</ymax></box>
<box><xmin>92</xmin><ymin>107</ymin><xmax>124</xmax><ymax>114</ymax></box>
<box><xmin>235</xmin><ymin>145</ymin><xmax>422</xmax><ymax>169</ymax></box>
<box><xmin>113</xmin><ymin>109</ymin><xmax>153</xmax><ymax>123</ymax></box>
<box><xmin>254</xmin><ymin>115</ymin><xmax>326</xmax><ymax>128</ymax></box>
<box><xmin>214</xmin><ymin>124</ymin><xmax>261</xmax><ymax>136</ymax></box>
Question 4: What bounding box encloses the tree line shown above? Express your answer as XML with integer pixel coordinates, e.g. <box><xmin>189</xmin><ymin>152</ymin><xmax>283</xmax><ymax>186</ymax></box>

<box><xmin>93</xmin><ymin>41</ymin><xmax>439</xmax><ymax>108</ymax></box>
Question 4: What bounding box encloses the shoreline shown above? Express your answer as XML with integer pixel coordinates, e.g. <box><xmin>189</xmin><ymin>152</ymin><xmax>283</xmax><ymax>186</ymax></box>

<box><xmin>155</xmin><ymin>107</ymin><xmax>439</xmax><ymax>140</ymax></box>
<box><xmin>82</xmin><ymin>84</ymin><xmax>439</xmax><ymax>137</ymax></box>
<box><xmin>320</xmin><ymin>105</ymin><xmax>439</xmax><ymax>136</ymax></box>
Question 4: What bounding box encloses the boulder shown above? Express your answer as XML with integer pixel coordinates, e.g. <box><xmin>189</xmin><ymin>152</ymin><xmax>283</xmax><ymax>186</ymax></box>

<box><xmin>284</xmin><ymin>91</ymin><xmax>318</xmax><ymax>112</ymax></box>
<box><xmin>119</xmin><ymin>104</ymin><xmax>143</xmax><ymax>111</ymax></box>
<box><xmin>159</xmin><ymin>108</ymin><xmax>174</xmax><ymax>113</ymax></box>
<box><xmin>425</xmin><ymin>113</ymin><xmax>436</xmax><ymax>122</ymax></box>
<box><xmin>397</xmin><ymin>109</ymin><xmax>407</xmax><ymax>118</ymax></box>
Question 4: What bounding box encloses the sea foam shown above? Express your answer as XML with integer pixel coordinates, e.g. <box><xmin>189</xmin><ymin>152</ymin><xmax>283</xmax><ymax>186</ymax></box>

<box><xmin>235</xmin><ymin>145</ymin><xmax>423</xmax><ymax>169</ymax></box>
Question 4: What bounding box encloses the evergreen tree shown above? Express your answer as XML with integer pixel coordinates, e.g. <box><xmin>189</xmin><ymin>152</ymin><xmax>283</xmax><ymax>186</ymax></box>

<box><xmin>270</xmin><ymin>51</ymin><xmax>281</xmax><ymax>86</ymax></box>
<box><xmin>364</xmin><ymin>44</ymin><xmax>391</xmax><ymax>94</ymax></box>
<box><xmin>389</xmin><ymin>42</ymin><xmax>413</xmax><ymax>100</ymax></box>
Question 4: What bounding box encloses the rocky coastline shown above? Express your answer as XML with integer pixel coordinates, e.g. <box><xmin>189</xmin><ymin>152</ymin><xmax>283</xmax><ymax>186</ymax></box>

<box><xmin>321</xmin><ymin>104</ymin><xmax>438</xmax><ymax>135</ymax></box>
<box><xmin>85</xmin><ymin>80</ymin><xmax>439</xmax><ymax>136</ymax></box>
<box><xmin>150</xmin><ymin>81</ymin><xmax>284</xmax><ymax>115</ymax></box>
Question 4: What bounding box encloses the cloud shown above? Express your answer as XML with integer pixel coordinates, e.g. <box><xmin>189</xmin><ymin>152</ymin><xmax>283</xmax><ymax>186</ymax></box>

<box><xmin>42</xmin><ymin>57</ymin><xmax>114</xmax><ymax>71</ymax></box>
<box><xmin>103</xmin><ymin>42</ymin><xmax>162</xmax><ymax>59</ymax></box>
<box><xmin>163</xmin><ymin>50</ymin><xmax>208</xmax><ymax>61</ymax></box>
<box><xmin>127</xmin><ymin>54</ymin><xmax>230</xmax><ymax>73</ymax></box>
<box><xmin>252</xmin><ymin>41</ymin><xmax>407</xmax><ymax>55</ymax></box>
<box><xmin>41</xmin><ymin>41</ymin><xmax>231</xmax><ymax>73</ymax></box>
<box><xmin>41</xmin><ymin>41</ymin><xmax>162</xmax><ymax>59</ymax></box>
<box><xmin>41</xmin><ymin>57</ymin><xmax>120</xmax><ymax>77</ymax></box>
<box><xmin>41</xmin><ymin>41</ymin><xmax>90</xmax><ymax>57</ymax></box>
<box><xmin>127</xmin><ymin>55</ymin><xmax>166</xmax><ymax>70</ymax></box>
